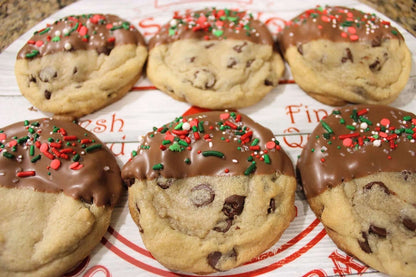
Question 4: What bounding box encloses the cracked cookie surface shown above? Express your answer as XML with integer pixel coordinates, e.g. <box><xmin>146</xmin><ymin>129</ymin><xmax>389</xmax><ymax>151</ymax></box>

<box><xmin>297</xmin><ymin>104</ymin><xmax>416</xmax><ymax>276</ymax></box>
<box><xmin>147</xmin><ymin>8</ymin><xmax>284</xmax><ymax>109</ymax></box>
<box><xmin>15</xmin><ymin>14</ymin><xmax>147</xmax><ymax>118</ymax></box>
<box><xmin>278</xmin><ymin>6</ymin><xmax>411</xmax><ymax>106</ymax></box>
<box><xmin>122</xmin><ymin>111</ymin><xmax>296</xmax><ymax>274</ymax></box>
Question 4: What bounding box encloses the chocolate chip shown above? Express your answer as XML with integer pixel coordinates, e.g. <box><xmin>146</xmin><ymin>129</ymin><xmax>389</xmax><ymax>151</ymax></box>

<box><xmin>232</xmin><ymin>42</ymin><xmax>247</xmax><ymax>53</ymax></box>
<box><xmin>189</xmin><ymin>56</ymin><xmax>196</xmax><ymax>63</ymax></box>
<box><xmin>135</xmin><ymin>203</ymin><xmax>144</xmax><ymax>233</ymax></box>
<box><xmin>207</xmin><ymin>249</ymin><xmax>237</xmax><ymax>271</ymax></box>
<box><xmin>364</xmin><ymin>181</ymin><xmax>390</xmax><ymax>195</ymax></box>
<box><xmin>369</xmin><ymin>59</ymin><xmax>381</xmax><ymax>72</ymax></box>
<box><xmin>264</xmin><ymin>79</ymin><xmax>274</xmax><ymax>86</ymax></box>
<box><xmin>29</xmin><ymin>74</ymin><xmax>37</xmax><ymax>83</ymax></box>
<box><xmin>192</xmin><ymin>69</ymin><xmax>216</xmax><ymax>89</ymax></box>
<box><xmin>157</xmin><ymin>177</ymin><xmax>173</xmax><ymax>189</ymax></box>
<box><xmin>213</xmin><ymin>219</ymin><xmax>232</xmax><ymax>233</ymax></box>
<box><xmin>123</xmin><ymin>178</ymin><xmax>136</xmax><ymax>187</ymax></box>
<box><xmin>371</xmin><ymin>36</ymin><xmax>382</xmax><ymax>47</ymax></box>
<box><xmin>369</xmin><ymin>225</ymin><xmax>387</xmax><ymax>238</ymax></box>
<box><xmin>223</xmin><ymin>195</ymin><xmax>245</xmax><ymax>218</ymax></box>
<box><xmin>297</xmin><ymin>44</ymin><xmax>303</xmax><ymax>55</ymax></box>
<box><xmin>267</xmin><ymin>198</ymin><xmax>276</xmax><ymax>214</ymax></box>
<box><xmin>191</xmin><ymin>184</ymin><xmax>215</xmax><ymax>207</ymax></box>
<box><xmin>73</xmin><ymin>67</ymin><xmax>78</xmax><ymax>74</ymax></box>
<box><xmin>44</xmin><ymin>90</ymin><xmax>52</xmax><ymax>100</ymax></box>
<box><xmin>358</xmin><ymin>232</ymin><xmax>372</xmax><ymax>253</ymax></box>
<box><xmin>227</xmin><ymin>58</ymin><xmax>237</xmax><ymax>68</ymax></box>
<box><xmin>207</xmin><ymin>251</ymin><xmax>222</xmax><ymax>270</ymax></box>
<box><xmin>205</xmin><ymin>43</ymin><xmax>215</xmax><ymax>49</ymax></box>
<box><xmin>341</xmin><ymin>48</ymin><xmax>353</xmax><ymax>63</ymax></box>
<box><xmin>401</xmin><ymin>170</ymin><xmax>411</xmax><ymax>181</ymax></box>
<box><xmin>403</xmin><ymin>217</ymin><xmax>416</xmax><ymax>231</ymax></box>
<box><xmin>246</xmin><ymin>59</ymin><xmax>254</xmax><ymax>68</ymax></box>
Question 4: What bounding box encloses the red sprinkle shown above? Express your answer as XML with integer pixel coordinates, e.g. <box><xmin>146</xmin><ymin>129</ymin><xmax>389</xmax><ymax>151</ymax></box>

<box><xmin>64</xmin><ymin>136</ymin><xmax>78</xmax><ymax>141</ymax></box>
<box><xmin>17</xmin><ymin>171</ymin><xmax>36</xmax><ymax>177</ymax></box>
<box><xmin>0</xmin><ymin>133</ymin><xmax>6</xmax><ymax>140</ymax></box>
<box><xmin>50</xmin><ymin>159</ymin><xmax>61</xmax><ymax>170</ymax></box>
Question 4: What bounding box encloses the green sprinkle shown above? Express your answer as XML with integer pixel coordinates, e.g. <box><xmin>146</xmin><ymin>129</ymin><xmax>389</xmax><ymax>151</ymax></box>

<box><xmin>29</xmin><ymin>145</ymin><xmax>35</xmax><ymax>156</ymax></box>
<box><xmin>73</xmin><ymin>154</ymin><xmax>80</xmax><ymax>162</ymax></box>
<box><xmin>174</xmin><ymin>122</ymin><xmax>183</xmax><ymax>130</ymax></box>
<box><xmin>39</xmin><ymin>27</ymin><xmax>51</xmax><ymax>35</ymax></box>
<box><xmin>192</xmin><ymin>126</ymin><xmax>198</xmax><ymax>132</ymax></box>
<box><xmin>213</xmin><ymin>29</ymin><xmax>224</xmax><ymax>37</ymax></box>
<box><xmin>51</xmin><ymin>36</ymin><xmax>61</xmax><ymax>42</ymax></box>
<box><xmin>202</xmin><ymin>150</ymin><xmax>224</xmax><ymax>158</ymax></box>
<box><xmin>403</xmin><ymin>115</ymin><xmax>412</xmax><ymax>121</ymax></box>
<box><xmin>2</xmin><ymin>152</ymin><xmax>15</xmax><ymax>159</ymax></box>
<box><xmin>251</xmin><ymin>138</ymin><xmax>259</xmax><ymax>146</ymax></box>
<box><xmin>160</xmin><ymin>127</ymin><xmax>169</xmax><ymax>134</ymax></box>
<box><xmin>152</xmin><ymin>163</ymin><xmax>164</xmax><ymax>170</ymax></box>
<box><xmin>340</xmin><ymin>118</ymin><xmax>345</xmax><ymax>124</ymax></box>
<box><xmin>321</xmin><ymin>121</ymin><xmax>333</xmax><ymax>134</ymax></box>
<box><xmin>48</xmin><ymin>138</ymin><xmax>54</xmax><ymax>142</ymax></box>
<box><xmin>346</xmin><ymin>125</ymin><xmax>356</xmax><ymax>131</ymax></box>
<box><xmin>24</xmin><ymin>120</ymin><xmax>30</xmax><ymax>126</ymax></box>
<box><xmin>28</xmin><ymin>127</ymin><xmax>35</xmax><ymax>134</ymax></box>
<box><xmin>247</xmin><ymin>156</ymin><xmax>253</xmax><ymax>162</ymax></box>
<box><xmin>311</xmin><ymin>148</ymin><xmax>315</xmax><ymax>152</ymax></box>
<box><xmin>332</xmin><ymin>110</ymin><xmax>341</xmax><ymax>115</ymax></box>
<box><xmin>25</xmin><ymin>50</ymin><xmax>39</xmax><ymax>58</ymax></box>
<box><xmin>31</xmin><ymin>155</ymin><xmax>41</xmax><ymax>163</ymax></box>
<box><xmin>391</xmin><ymin>29</ymin><xmax>398</xmax><ymax>35</ymax></box>
<box><xmin>17</xmin><ymin>136</ymin><xmax>29</xmax><ymax>144</ymax></box>
<box><xmin>198</xmin><ymin>121</ymin><xmax>205</xmax><ymax>133</ymax></box>
<box><xmin>169</xmin><ymin>28</ymin><xmax>176</xmax><ymax>36</ymax></box>
<box><xmin>405</xmin><ymin>129</ymin><xmax>414</xmax><ymax>134</ymax></box>
<box><xmin>351</xmin><ymin>109</ymin><xmax>358</xmax><ymax>122</ymax></box>
<box><xmin>178</xmin><ymin>140</ymin><xmax>188</xmax><ymax>147</ymax></box>
<box><xmin>244</xmin><ymin>161</ymin><xmax>257</xmax><ymax>176</ymax></box>
<box><xmin>132</xmin><ymin>150</ymin><xmax>137</xmax><ymax>157</ymax></box>
<box><xmin>162</xmin><ymin>140</ymin><xmax>172</xmax><ymax>145</ymax></box>
<box><xmin>359</xmin><ymin>116</ymin><xmax>372</xmax><ymax>125</ymax></box>
<box><xmin>169</xmin><ymin>142</ymin><xmax>182</xmax><ymax>152</ymax></box>
<box><xmin>263</xmin><ymin>154</ymin><xmax>271</xmax><ymax>164</ymax></box>
<box><xmin>184</xmin><ymin>158</ymin><xmax>191</xmax><ymax>164</ymax></box>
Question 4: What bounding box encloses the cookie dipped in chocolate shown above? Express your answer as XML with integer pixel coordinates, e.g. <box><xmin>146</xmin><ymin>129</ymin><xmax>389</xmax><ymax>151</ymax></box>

<box><xmin>148</xmin><ymin>8</ymin><xmax>273</xmax><ymax>49</ymax></box>
<box><xmin>297</xmin><ymin>105</ymin><xmax>416</xmax><ymax>198</ymax></box>
<box><xmin>278</xmin><ymin>5</ymin><xmax>404</xmax><ymax>54</ymax></box>
<box><xmin>122</xmin><ymin>111</ymin><xmax>294</xmax><ymax>182</ymax></box>
<box><xmin>0</xmin><ymin>118</ymin><xmax>122</xmax><ymax>207</ymax></box>
<box><xmin>17</xmin><ymin>14</ymin><xmax>145</xmax><ymax>59</ymax></box>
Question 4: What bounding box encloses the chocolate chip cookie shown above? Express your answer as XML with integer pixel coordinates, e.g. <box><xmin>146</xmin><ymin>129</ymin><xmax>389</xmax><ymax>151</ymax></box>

<box><xmin>297</xmin><ymin>104</ymin><xmax>416</xmax><ymax>276</ymax></box>
<box><xmin>0</xmin><ymin>118</ymin><xmax>123</xmax><ymax>276</ymax></box>
<box><xmin>278</xmin><ymin>6</ymin><xmax>411</xmax><ymax>106</ymax></box>
<box><xmin>122</xmin><ymin>111</ymin><xmax>296</xmax><ymax>274</ymax></box>
<box><xmin>147</xmin><ymin>8</ymin><xmax>285</xmax><ymax>109</ymax></box>
<box><xmin>15</xmin><ymin>14</ymin><xmax>147</xmax><ymax>118</ymax></box>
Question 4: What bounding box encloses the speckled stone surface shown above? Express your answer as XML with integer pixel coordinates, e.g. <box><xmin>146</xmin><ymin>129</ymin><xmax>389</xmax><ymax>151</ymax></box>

<box><xmin>0</xmin><ymin>0</ymin><xmax>76</xmax><ymax>52</ymax></box>
<box><xmin>0</xmin><ymin>0</ymin><xmax>414</xmax><ymax>53</ymax></box>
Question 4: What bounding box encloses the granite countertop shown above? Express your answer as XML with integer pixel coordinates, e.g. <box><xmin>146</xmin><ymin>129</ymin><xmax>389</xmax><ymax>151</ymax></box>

<box><xmin>0</xmin><ymin>0</ymin><xmax>415</xmax><ymax>53</ymax></box>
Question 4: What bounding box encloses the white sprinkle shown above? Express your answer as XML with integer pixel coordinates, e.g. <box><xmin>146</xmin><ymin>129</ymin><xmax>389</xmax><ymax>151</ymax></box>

<box><xmin>0</xmin><ymin>172</ymin><xmax>4</xmax><ymax>176</ymax></box>
<box><xmin>170</xmin><ymin>19</ymin><xmax>177</xmax><ymax>27</ymax></box>
<box><xmin>209</xmin><ymin>141</ymin><xmax>213</xmax><ymax>148</ymax></box>
<box><xmin>54</xmin><ymin>30</ymin><xmax>61</xmax><ymax>36</ymax></box>
<box><xmin>63</xmin><ymin>28</ymin><xmax>70</xmax><ymax>35</ymax></box>
<box><xmin>373</xmin><ymin>140</ymin><xmax>381</xmax><ymax>147</ymax></box>
<box><xmin>182</xmin><ymin>122</ymin><xmax>191</xmax><ymax>131</ymax></box>
<box><xmin>104</xmin><ymin>166</ymin><xmax>110</xmax><ymax>171</ymax></box>
<box><xmin>232</xmin><ymin>159</ymin><xmax>238</xmax><ymax>163</ymax></box>
<box><xmin>360</xmin><ymin>122</ymin><xmax>368</xmax><ymax>129</ymax></box>
<box><xmin>64</xmin><ymin>42</ymin><xmax>72</xmax><ymax>50</ymax></box>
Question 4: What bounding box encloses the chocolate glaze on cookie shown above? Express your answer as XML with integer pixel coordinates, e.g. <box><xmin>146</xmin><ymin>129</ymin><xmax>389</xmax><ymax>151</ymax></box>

<box><xmin>278</xmin><ymin>5</ymin><xmax>404</xmax><ymax>54</ymax></box>
<box><xmin>297</xmin><ymin>105</ymin><xmax>416</xmax><ymax>198</ymax></box>
<box><xmin>0</xmin><ymin>118</ymin><xmax>122</xmax><ymax>206</ymax></box>
<box><xmin>148</xmin><ymin>8</ymin><xmax>273</xmax><ymax>49</ymax></box>
<box><xmin>122</xmin><ymin>111</ymin><xmax>294</xmax><ymax>181</ymax></box>
<box><xmin>17</xmin><ymin>14</ymin><xmax>145</xmax><ymax>59</ymax></box>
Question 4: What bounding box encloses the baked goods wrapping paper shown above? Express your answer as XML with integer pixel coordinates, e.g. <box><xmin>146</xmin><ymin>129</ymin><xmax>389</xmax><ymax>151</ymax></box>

<box><xmin>0</xmin><ymin>0</ymin><xmax>415</xmax><ymax>276</ymax></box>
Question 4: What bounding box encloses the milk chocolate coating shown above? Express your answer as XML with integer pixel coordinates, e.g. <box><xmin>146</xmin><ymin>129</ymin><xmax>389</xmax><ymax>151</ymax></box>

<box><xmin>297</xmin><ymin>105</ymin><xmax>416</xmax><ymax>198</ymax></box>
<box><xmin>17</xmin><ymin>14</ymin><xmax>145</xmax><ymax>59</ymax></box>
<box><xmin>122</xmin><ymin>111</ymin><xmax>294</xmax><ymax>181</ymax></box>
<box><xmin>278</xmin><ymin>5</ymin><xmax>404</xmax><ymax>54</ymax></box>
<box><xmin>0</xmin><ymin>118</ymin><xmax>122</xmax><ymax>207</ymax></box>
<box><xmin>148</xmin><ymin>8</ymin><xmax>273</xmax><ymax>49</ymax></box>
